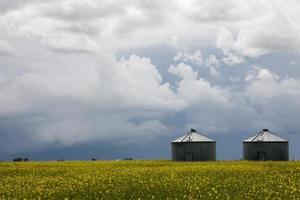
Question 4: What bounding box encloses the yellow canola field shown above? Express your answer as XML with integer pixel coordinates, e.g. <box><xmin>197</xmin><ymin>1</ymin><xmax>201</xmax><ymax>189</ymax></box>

<box><xmin>0</xmin><ymin>160</ymin><xmax>300</xmax><ymax>199</ymax></box>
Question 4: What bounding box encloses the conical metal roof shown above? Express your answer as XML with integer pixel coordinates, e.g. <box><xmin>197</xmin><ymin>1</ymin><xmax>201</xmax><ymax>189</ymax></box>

<box><xmin>172</xmin><ymin>128</ymin><xmax>215</xmax><ymax>143</ymax></box>
<box><xmin>244</xmin><ymin>129</ymin><xmax>288</xmax><ymax>142</ymax></box>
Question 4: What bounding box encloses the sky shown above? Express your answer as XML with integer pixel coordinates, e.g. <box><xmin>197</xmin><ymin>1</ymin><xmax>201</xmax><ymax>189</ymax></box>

<box><xmin>1</xmin><ymin>0</ymin><xmax>300</xmax><ymax>160</ymax></box>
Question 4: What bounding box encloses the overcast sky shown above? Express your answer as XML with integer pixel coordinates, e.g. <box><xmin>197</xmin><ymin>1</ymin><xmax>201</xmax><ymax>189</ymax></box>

<box><xmin>1</xmin><ymin>0</ymin><xmax>300</xmax><ymax>160</ymax></box>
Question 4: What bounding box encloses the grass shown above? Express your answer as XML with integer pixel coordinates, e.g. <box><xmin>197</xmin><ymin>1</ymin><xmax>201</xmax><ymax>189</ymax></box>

<box><xmin>0</xmin><ymin>160</ymin><xmax>300</xmax><ymax>199</ymax></box>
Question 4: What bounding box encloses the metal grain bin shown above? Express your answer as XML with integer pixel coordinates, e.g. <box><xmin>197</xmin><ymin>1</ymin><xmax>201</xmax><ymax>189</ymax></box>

<box><xmin>171</xmin><ymin>128</ymin><xmax>216</xmax><ymax>161</ymax></box>
<box><xmin>243</xmin><ymin>129</ymin><xmax>289</xmax><ymax>161</ymax></box>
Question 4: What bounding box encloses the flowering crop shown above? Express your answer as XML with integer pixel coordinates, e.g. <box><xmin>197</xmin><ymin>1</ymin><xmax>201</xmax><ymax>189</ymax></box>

<box><xmin>0</xmin><ymin>160</ymin><xmax>299</xmax><ymax>199</ymax></box>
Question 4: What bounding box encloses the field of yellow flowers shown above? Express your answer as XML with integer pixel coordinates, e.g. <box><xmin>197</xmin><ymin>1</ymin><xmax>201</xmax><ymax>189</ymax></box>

<box><xmin>0</xmin><ymin>160</ymin><xmax>300</xmax><ymax>199</ymax></box>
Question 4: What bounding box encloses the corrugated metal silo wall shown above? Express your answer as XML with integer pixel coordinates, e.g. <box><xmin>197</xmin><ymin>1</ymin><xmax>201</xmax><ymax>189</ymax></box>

<box><xmin>171</xmin><ymin>142</ymin><xmax>216</xmax><ymax>161</ymax></box>
<box><xmin>243</xmin><ymin>142</ymin><xmax>289</xmax><ymax>161</ymax></box>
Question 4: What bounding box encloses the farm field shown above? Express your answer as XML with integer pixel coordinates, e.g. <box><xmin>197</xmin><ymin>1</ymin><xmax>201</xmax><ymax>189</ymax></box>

<box><xmin>0</xmin><ymin>160</ymin><xmax>300</xmax><ymax>199</ymax></box>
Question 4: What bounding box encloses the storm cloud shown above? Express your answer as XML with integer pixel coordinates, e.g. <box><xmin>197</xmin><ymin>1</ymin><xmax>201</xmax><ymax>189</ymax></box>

<box><xmin>0</xmin><ymin>0</ymin><xmax>300</xmax><ymax>159</ymax></box>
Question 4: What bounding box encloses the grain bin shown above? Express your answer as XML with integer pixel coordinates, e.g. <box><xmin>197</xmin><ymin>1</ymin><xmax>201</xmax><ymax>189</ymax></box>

<box><xmin>171</xmin><ymin>128</ymin><xmax>216</xmax><ymax>161</ymax></box>
<box><xmin>243</xmin><ymin>129</ymin><xmax>289</xmax><ymax>161</ymax></box>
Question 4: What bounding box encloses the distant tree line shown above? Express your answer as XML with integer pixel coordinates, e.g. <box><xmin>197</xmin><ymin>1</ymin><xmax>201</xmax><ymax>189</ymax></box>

<box><xmin>13</xmin><ymin>158</ymin><xmax>29</xmax><ymax>162</ymax></box>
<box><xmin>124</xmin><ymin>157</ymin><xmax>134</xmax><ymax>160</ymax></box>
<box><xmin>11</xmin><ymin>157</ymin><xmax>136</xmax><ymax>162</ymax></box>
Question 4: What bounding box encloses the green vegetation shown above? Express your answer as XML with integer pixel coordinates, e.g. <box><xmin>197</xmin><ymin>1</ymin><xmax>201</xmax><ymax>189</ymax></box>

<box><xmin>0</xmin><ymin>161</ymin><xmax>299</xmax><ymax>199</ymax></box>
